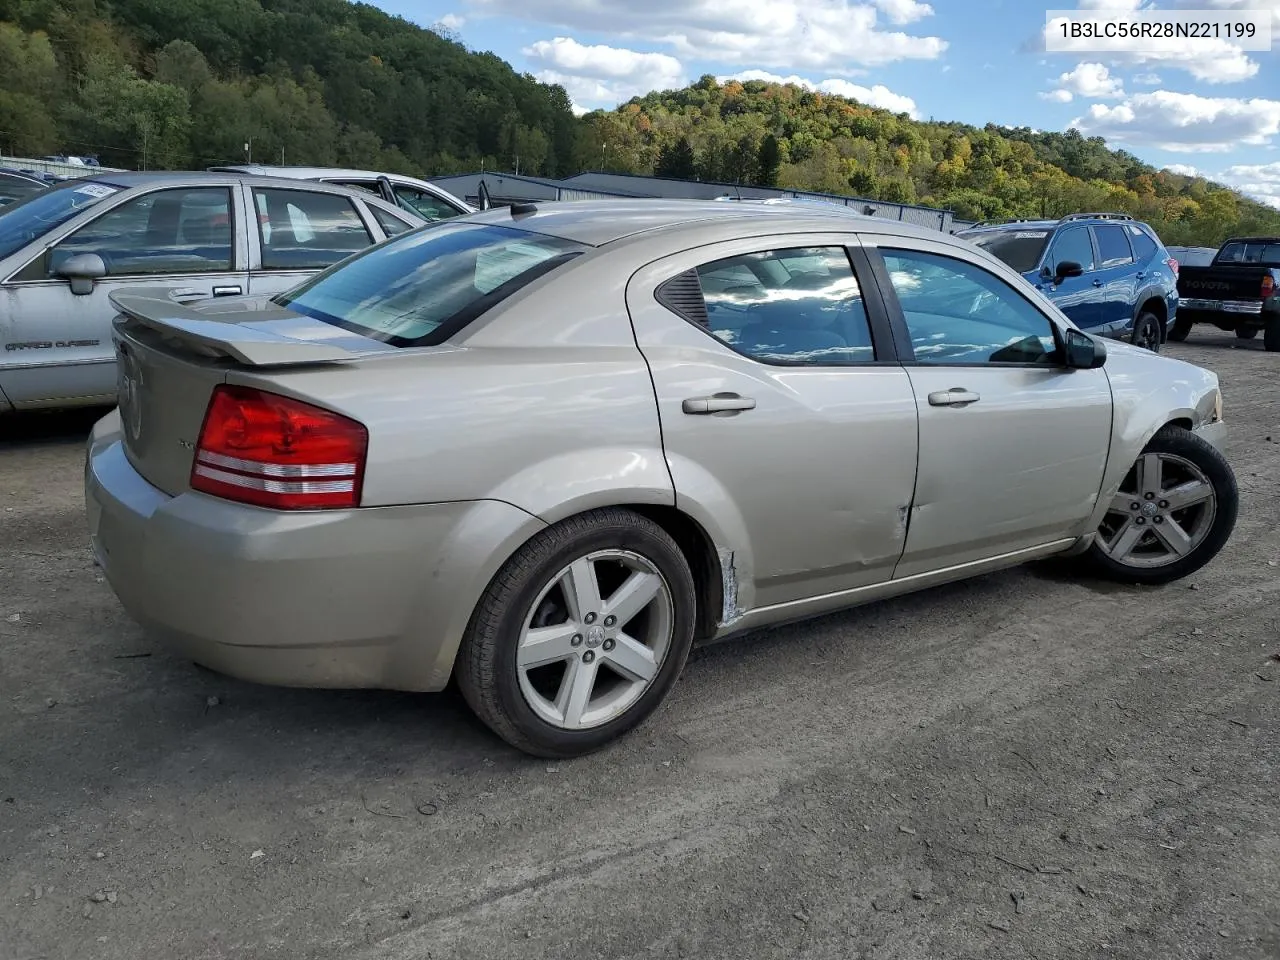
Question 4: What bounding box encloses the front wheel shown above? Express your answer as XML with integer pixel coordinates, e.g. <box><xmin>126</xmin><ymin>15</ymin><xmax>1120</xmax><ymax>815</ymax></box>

<box><xmin>1085</xmin><ymin>425</ymin><xmax>1237</xmax><ymax>585</ymax></box>
<box><xmin>1167</xmin><ymin>318</ymin><xmax>1192</xmax><ymax>342</ymax></box>
<box><xmin>1131</xmin><ymin>311</ymin><xmax>1162</xmax><ymax>352</ymax></box>
<box><xmin>455</xmin><ymin>508</ymin><xmax>697</xmax><ymax>758</ymax></box>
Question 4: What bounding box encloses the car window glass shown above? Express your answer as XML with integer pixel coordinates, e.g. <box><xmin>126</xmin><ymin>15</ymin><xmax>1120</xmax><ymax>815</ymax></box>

<box><xmin>1217</xmin><ymin>240</ymin><xmax>1280</xmax><ymax>265</ymax></box>
<box><xmin>1093</xmin><ymin>225</ymin><xmax>1133</xmax><ymax>267</ymax></box>
<box><xmin>253</xmin><ymin>188</ymin><xmax>373</xmax><ymax>270</ymax></box>
<box><xmin>0</xmin><ymin>173</ymin><xmax>45</xmax><ymax>206</ymax></box>
<box><xmin>1048</xmin><ymin>227</ymin><xmax>1094</xmax><ymax>273</ymax></box>
<box><xmin>370</xmin><ymin>205</ymin><xmax>415</xmax><ymax>238</ymax></box>
<box><xmin>47</xmin><ymin>187</ymin><xmax>233</xmax><ymax>277</ymax></box>
<box><xmin>685</xmin><ymin>246</ymin><xmax>874</xmax><ymax>364</ymax></box>
<box><xmin>1127</xmin><ymin>224</ymin><xmax>1158</xmax><ymax>261</ymax></box>
<box><xmin>963</xmin><ymin>229</ymin><xmax>1051</xmax><ymax>273</ymax></box>
<box><xmin>881</xmin><ymin>248</ymin><xmax>1058</xmax><ymax>366</ymax></box>
<box><xmin>330</xmin><ymin>180</ymin><xmax>380</xmax><ymax>196</ymax></box>
<box><xmin>392</xmin><ymin>185</ymin><xmax>463</xmax><ymax>222</ymax></box>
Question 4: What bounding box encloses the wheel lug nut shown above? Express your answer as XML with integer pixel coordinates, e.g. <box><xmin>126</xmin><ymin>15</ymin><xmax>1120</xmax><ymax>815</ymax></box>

<box><xmin>1130</xmin><ymin>502</ymin><xmax>1140</xmax><ymax>511</ymax></box>
<box><xmin>603</xmin><ymin>615</ymin><xmax>616</xmax><ymax>627</ymax></box>
<box><xmin>1159</xmin><ymin>500</ymin><xmax>1169</xmax><ymax>508</ymax></box>
<box><xmin>1153</xmin><ymin>516</ymin><xmax>1163</xmax><ymax>524</ymax></box>
<box><xmin>602</xmin><ymin>638</ymin><xmax>615</xmax><ymax>651</ymax></box>
<box><xmin>1136</xmin><ymin>518</ymin><xmax>1146</xmax><ymax>525</ymax></box>
<box><xmin>571</xmin><ymin>634</ymin><xmax>583</xmax><ymax>647</ymax></box>
<box><xmin>582</xmin><ymin>650</ymin><xmax>595</xmax><ymax>663</ymax></box>
<box><xmin>584</xmin><ymin>613</ymin><xmax>597</xmax><ymax>624</ymax></box>
<box><xmin>1145</xmin><ymin>492</ymin><xmax>1155</xmax><ymax>500</ymax></box>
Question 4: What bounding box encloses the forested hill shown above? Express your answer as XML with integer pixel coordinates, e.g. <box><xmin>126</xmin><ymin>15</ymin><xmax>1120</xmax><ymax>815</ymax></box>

<box><xmin>0</xmin><ymin>1</ymin><xmax>1275</xmax><ymax>245</ymax></box>
<box><xmin>581</xmin><ymin>77</ymin><xmax>1280</xmax><ymax>246</ymax></box>
<box><xmin>0</xmin><ymin>0</ymin><xmax>580</xmax><ymax>176</ymax></box>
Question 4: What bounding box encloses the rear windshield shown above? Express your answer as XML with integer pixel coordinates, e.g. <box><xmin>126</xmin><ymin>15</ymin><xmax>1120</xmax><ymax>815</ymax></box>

<box><xmin>276</xmin><ymin>222</ymin><xmax>586</xmax><ymax>346</ymax></box>
<box><xmin>957</xmin><ymin>229</ymin><xmax>1050</xmax><ymax>273</ymax></box>
<box><xmin>0</xmin><ymin>179</ymin><xmax>120</xmax><ymax>261</ymax></box>
<box><xmin>1215</xmin><ymin>241</ymin><xmax>1280</xmax><ymax>266</ymax></box>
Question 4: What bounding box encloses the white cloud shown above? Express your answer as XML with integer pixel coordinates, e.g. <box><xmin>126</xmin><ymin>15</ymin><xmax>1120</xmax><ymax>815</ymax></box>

<box><xmin>1040</xmin><ymin>88</ymin><xmax>1075</xmax><ymax>103</ymax></box>
<box><xmin>1216</xmin><ymin>161</ymin><xmax>1280</xmax><ymax>210</ymax></box>
<box><xmin>1052</xmin><ymin>62</ymin><xmax>1125</xmax><ymax>99</ymax></box>
<box><xmin>524</xmin><ymin>37</ymin><xmax>685</xmax><ymax>106</ymax></box>
<box><xmin>438</xmin><ymin>12</ymin><xmax>466</xmax><ymax>29</ymax></box>
<box><xmin>469</xmin><ymin>0</ymin><xmax>947</xmax><ymax>72</ymax></box>
<box><xmin>721</xmin><ymin>69</ymin><xmax>919</xmax><ymax>118</ymax></box>
<box><xmin>874</xmin><ymin>0</ymin><xmax>933</xmax><ymax>24</ymax></box>
<box><xmin>1162</xmin><ymin>163</ymin><xmax>1200</xmax><ymax>176</ymax></box>
<box><xmin>1132</xmin><ymin>72</ymin><xmax>1161</xmax><ymax>85</ymax></box>
<box><xmin>1071</xmin><ymin>91</ymin><xmax>1280</xmax><ymax>152</ymax></box>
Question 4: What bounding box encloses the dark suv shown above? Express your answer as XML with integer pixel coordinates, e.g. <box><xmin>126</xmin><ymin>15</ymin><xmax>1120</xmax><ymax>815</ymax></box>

<box><xmin>956</xmin><ymin>213</ymin><xmax>1179</xmax><ymax>352</ymax></box>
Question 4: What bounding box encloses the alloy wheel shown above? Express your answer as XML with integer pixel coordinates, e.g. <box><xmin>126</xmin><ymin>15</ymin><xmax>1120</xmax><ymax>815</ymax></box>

<box><xmin>1096</xmin><ymin>452</ymin><xmax>1217</xmax><ymax>568</ymax></box>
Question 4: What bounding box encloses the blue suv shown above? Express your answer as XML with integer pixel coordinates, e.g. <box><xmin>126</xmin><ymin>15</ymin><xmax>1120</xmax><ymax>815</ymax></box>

<box><xmin>955</xmin><ymin>213</ymin><xmax>1179</xmax><ymax>352</ymax></box>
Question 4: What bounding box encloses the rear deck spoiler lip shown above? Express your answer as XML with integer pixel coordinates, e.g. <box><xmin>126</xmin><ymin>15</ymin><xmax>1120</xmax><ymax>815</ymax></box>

<box><xmin>109</xmin><ymin>289</ymin><xmax>366</xmax><ymax>366</ymax></box>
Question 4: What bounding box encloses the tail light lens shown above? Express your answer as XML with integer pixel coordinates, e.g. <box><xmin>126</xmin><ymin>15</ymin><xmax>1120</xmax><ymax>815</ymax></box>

<box><xmin>191</xmin><ymin>385</ymin><xmax>368</xmax><ymax>510</ymax></box>
<box><xmin>1166</xmin><ymin>256</ymin><xmax>1179</xmax><ymax>277</ymax></box>
<box><xmin>1263</xmin><ymin>275</ymin><xmax>1275</xmax><ymax>298</ymax></box>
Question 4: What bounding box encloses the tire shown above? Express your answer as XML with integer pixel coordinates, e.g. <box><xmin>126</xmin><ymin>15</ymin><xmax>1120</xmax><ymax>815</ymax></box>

<box><xmin>455</xmin><ymin>508</ymin><xmax>697</xmax><ymax>758</ymax></box>
<box><xmin>1085</xmin><ymin>424</ymin><xmax>1237</xmax><ymax>586</ymax></box>
<box><xmin>1167</xmin><ymin>318</ymin><xmax>1192</xmax><ymax>342</ymax></box>
<box><xmin>1131</xmin><ymin>311</ymin><xmax>1162</xmax><ymax>352</ymax></box>
<box><xmin>1265</xmin><ymin>316</ymin><xmax>1280</xmax><ymax>353</ymax></box>
<box><xmin>1235</xmin><ymin>327</ymin><xmax>1258</xmax><ymax>340</ymax></box>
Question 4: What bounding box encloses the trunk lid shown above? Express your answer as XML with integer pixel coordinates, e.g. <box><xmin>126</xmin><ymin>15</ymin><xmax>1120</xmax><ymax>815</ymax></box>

<box><xmin>109</xmin><ymin>288</ymin><xmax>390</xmax><ymax>496</ymax></box>
<box><xmin>1177</xmin><ymin>265</ymin><xmax>1269</xmax><ymax>303</ymax></box>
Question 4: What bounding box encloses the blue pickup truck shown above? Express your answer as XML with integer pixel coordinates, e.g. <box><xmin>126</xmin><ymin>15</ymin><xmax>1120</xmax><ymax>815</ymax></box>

<box><xmin>955</xmin><ymin>213</ymin><xmax>1179</xmax><ymax>352</ymax></box>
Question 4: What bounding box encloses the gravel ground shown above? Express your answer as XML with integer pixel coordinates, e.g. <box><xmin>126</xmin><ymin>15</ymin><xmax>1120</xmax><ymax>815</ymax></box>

<box><xmin>1</xmin><ymin>329</ymin><xmax>1277</xmax><ymax>960</ymax></box>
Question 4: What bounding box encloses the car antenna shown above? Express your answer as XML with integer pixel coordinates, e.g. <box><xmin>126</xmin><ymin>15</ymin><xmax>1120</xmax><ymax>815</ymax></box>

<box><xmin>509</xmin><ymin>201</ymin><xmax>538</xmax><ymax>217</ymax></box>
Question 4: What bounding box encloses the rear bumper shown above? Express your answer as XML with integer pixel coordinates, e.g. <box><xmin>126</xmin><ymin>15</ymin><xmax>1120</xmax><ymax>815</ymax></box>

<box><xmin>84</xmin><ymin>411</ymin><xmax>544</xmax><ymax>692</ymax></box>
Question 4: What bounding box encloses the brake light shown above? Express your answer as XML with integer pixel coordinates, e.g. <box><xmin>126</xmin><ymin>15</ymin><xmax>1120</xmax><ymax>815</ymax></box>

<box><xmin>1263</xmin><ymin>275</ymin><xmax>1275</xmax><ymax>298</ymax></box>
<box><xmin>1166</xmin><ymin>256</ymin><xmax>1179</xmax><ymax>277</ymax></box>
<box><xmin>190</xmin><ymin>385</ymin><xmax>367</xmax><ymax>510</ymax></box>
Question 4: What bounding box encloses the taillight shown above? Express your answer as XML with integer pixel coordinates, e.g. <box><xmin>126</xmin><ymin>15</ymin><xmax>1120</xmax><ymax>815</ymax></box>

<box><xmin>190</xmin><ymin>385</ymin><xmax>368</xmax><ymax>510</ymax></box>
<box><xmin>1166</xmin><ymin>256</ymin><xmax>1179</xmax><ymax>277</ymax></box>
<box><xmin>1263</xmin><ymin>275</ymin><xmax>1275</xmax><ymax>298</ymax></box>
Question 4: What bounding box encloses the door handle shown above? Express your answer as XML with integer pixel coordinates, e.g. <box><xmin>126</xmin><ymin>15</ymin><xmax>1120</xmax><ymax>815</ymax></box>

<box><xmin>682</xmin><ymin>393</ymin><xmax>756</xmax><ymax>415</ymax></box>
<box><xmin>1092</xmin><ymin>280</ymin><xmax>1103</xmax><ymax>287</ymax></box>
<box><xmin>1135</xmin><ymin>272</ymin><xmax>1145</xmax><ymax>279</ymax></box>
<box><xmin>928</xmin><ymin>388</ymin><xmax>980</xmax><ymax>407</ymax></box>
<box><xmin>212</xmin><ymin>285</ymin><xmax>243</xmax><ymax>297</ymax></box>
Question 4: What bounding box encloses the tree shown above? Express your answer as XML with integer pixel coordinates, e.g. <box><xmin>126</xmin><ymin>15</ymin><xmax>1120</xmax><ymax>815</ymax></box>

<box><xmin>655</xmin><ymin>136</ymin><xmax>696</xmax><ymax>179</ymax></box>
<box><xmin>757</xmin><ymin>133</ymin><xmax>781</xmax><ymax>187</ymax></box>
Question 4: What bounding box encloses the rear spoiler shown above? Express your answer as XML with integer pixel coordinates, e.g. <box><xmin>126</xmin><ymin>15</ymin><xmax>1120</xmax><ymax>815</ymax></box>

<box><xmin>109</xmin><ymin>289</ymin><xmax>367</xmax><ymax>366</ymax></box>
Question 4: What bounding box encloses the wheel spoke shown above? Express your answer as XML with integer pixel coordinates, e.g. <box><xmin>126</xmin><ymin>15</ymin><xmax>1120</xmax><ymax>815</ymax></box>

<box><xmin>556</xmin><ymin>655</ymin><xmax>598</xmax><ymax>728</ymax></box>
<box><xmin>1134</xmin><ymin>453</ymin><xmax>1163</xmax><ymax>498</ymax></box>
<box><xmin>517</xmin><ymin>622</ymin><xmax>580</xmax><ymax>670</ymax></box>
<box><xmin>604</xmin><ymin>571</ymin><xmax>662</xmax><ymax>628</ymax></box>
<box><xmin>1110</xmin><ymin>491</ymin><xmax>1137</xmax><ymax>514</ymax></box>
<box><xmin>1164</xmin><ymin>479</ymin><xmax>1213</xmax><ymax>512</ymax></box>
<box><xmin>1108</xmin><ymin>518</ymin><xmax>1146</xmax><ymax>559</ymax></box>
<box><xmin>561</xmin><ymin>558</ymin><xmax>603</xmax><ymax>622</ymax></box>
<box><xmin>604</xmin><ymin>633</ymin><xmax>659</xmax><ymax>683</ymax></box>
<box><xmin>1152</xmin><ymin>518</ymin><xmax>1194</xmax><ymax>557</ymax></box>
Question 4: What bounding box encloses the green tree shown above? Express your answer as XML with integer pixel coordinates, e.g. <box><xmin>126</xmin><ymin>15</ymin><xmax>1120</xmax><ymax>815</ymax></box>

<box><xmin>655</xmin><ymin>136</ymin><xmax>696</xmax><ymax>179</ymax></box>
<box><xmin>757</xmin><ymin>133</ymin><xmax>781</xmax><ymax>187</ymax></box>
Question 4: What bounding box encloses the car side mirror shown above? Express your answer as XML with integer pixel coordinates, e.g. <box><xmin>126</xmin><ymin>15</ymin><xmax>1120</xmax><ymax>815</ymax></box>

<box><xmin>1063</xmin><ymin>328</ymin><xmax>1106</xmax><ymax>369</ymax></box>
<box><xmin>1055</xmin><ymin>260</ymin><xmax>1084</xmax><ymax>282</ymax></box>
<box><xmin>57</xmin><ymin>253</ymin><xmax>107</xmax><ymax>295</ymax></box>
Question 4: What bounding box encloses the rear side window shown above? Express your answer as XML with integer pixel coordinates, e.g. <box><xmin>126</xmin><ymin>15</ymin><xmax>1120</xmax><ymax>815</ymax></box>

<box><xmin>253</xmin><ymin>188</ymin><xmax>374</xmax><ymax>270</ymax></box>
<box><xmin>1093</xmin><ymin>225</ymin><xmax>1134</xmax><ymax>266</ymax></box>
<box><xmin>275</xmin><ymin>222</ymin><xmax>585</xmax><ymax>346</ymax></box>
<box><xmin>1127</xmin><ymin>224</ymin><xmax>1158</xmax><ymax>261</ymax></box>
<box><xmin>369</xmin><ymin>204</ymin><xmax>415</xmax><ymax>238</ymax></box>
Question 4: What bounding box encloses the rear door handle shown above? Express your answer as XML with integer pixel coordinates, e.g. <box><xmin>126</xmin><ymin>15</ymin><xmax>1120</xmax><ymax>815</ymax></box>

<box><xmin>682</xmin><ymin>393</ymin><xmax>756</xmax><ymax>415</ymax></box>
<box><xmin>928</xmin><ymin>388</ymin><xmax>980</xmax><ymax>407</ymax></box>
<box><xmin>1092</xmin><ymin>280</ymin><xmax>1103</xmax><ymax>287</ymax></box>
<box><xmin>212</xmin><ymin>284</ymin><xmax>243</xmax><ymax>297</ymax></box>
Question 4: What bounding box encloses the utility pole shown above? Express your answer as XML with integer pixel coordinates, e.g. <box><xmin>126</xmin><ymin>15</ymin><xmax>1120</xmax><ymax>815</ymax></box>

<box><xmin>244</xmin><ymin>138</ymin><xmax>253</xmax><ymax>164</ymax></box>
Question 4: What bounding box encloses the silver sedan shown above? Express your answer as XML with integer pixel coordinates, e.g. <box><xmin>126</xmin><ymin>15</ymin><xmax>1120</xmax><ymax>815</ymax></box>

<box><xmin>84</xmin><ymin>200</ymin><xmax>1239</xmax><ymax>757</ymax></box>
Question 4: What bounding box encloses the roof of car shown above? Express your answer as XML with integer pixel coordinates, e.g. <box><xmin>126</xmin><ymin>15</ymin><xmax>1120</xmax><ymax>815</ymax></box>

<box><xmin>459</xmin><ymin>198</ymin><xmax>950</xmax><ymax>247</ymax></box>
<box><xmin>209</xmin><ymin>164</ymin><xmax>434</xmax><ymax>183</ymax></box>
<box><xmin>64</xmin><ymin>169</ymin><xmax>409</xmax><ymax>196</ymax></box>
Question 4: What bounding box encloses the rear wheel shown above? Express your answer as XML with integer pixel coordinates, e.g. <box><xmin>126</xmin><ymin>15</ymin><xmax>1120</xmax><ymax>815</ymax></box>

<box><xmin>1131</xmin><ymin>311</ymin><xmax>1162</xmax><ymax>352</ymax></box>
<box><xmin>1235</xmin><ymin>327</ymin><xmax>1258</xmax><ymax>340</ymax></box>
<box><xmin>455</xmin><ymin>508</ymin><xmax>697</xmax><ymax>758</ymax></box>
<box><xmin>1167</xmin><ymin>318</ymin><xmax>1192</xmax><ymax>342</ymax></box>
<box><xmin>1086</xmin><ymin>425</ymin><xmax>1237</xmax><ymax>585</ymax></box>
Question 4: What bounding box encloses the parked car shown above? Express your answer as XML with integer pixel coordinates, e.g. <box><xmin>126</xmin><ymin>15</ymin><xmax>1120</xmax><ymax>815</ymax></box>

<box><xmin>0</xmin><ymin>168</ymin><xmax>50</xmax><ymax>206</ymax></box>
<box><xmin>1170</xmin><ymin>236</ymin><xmax>1280</xmax><ymax>349</ymax></box>
<box><xmin>0</xmin><ymin>171</ymin><xmax>425</xmax><ymax>412</ymax></box>
<box><xmin>85</xmin><ymin>200</ymin><xmax>1237</xmax><ymax>758</ymax></box>
<box><xmin>1165</xmin><ymin>245</ymin><xmax>1218</xmax><ymax>268</ymax></box>
<box><xmin>208</xmin><ymin>164</ymin><xmax>473</xmax><ymax>223</ymax></box>
<box><xmin>955</xmin><ymin>213</ymin><xmax>1179</xmax><ymax>352</ymax></box>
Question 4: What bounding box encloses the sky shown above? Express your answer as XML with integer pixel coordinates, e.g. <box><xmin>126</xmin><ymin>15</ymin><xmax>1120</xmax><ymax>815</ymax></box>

<box><xmin>373</xmin><ymin>0</ymin><xmax>1280</xmax><ymax>209</ymax></box>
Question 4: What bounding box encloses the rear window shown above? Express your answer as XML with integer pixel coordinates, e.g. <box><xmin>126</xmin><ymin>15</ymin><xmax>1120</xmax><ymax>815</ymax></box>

<box><xmin>275</xmin><ymin>222</ymin><xmax>585</xmax><ymax>346</ymax></box>
<box><xmin>958</xmin><ymin>229</ymin><xmax>1050</xmax><ymax>273</ymax></box>
<box><xmin>1216</xmin><ymin>241</ymin><xmax>1280</xmax><ymax>266</ymax></box>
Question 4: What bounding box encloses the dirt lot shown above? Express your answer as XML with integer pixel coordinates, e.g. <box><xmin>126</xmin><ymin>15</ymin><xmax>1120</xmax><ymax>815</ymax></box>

<box><xmin>1</xmin><ymin>329</ymin><xmax>1277</xmax><ymax>960</ymax></box>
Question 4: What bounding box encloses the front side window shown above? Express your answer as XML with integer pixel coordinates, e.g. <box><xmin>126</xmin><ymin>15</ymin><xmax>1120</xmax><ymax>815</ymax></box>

<box><xmin>1047</xmin><ymin>226</ymin><xmax>1095</xmax><ymax>274</ymax></box>
<box><xmin>0</xmin><ymin>180</ymin><xmax>119</xmax><ymax>263</ymax></box>
<box><xmin>880</xmin><ymin>248</ymin><xmax>1058</xmax><ymax>366</ymax></box>
<box><xmin>392</xmin><ymin>185</ymin><xmax>464</xmax><ymax>222</ymax></box>
<box><xmin>666</xmin><ymin>246</ymin><xmax>874</xmax><ymax>364</ymax></box>
<box><xmin>1093</xmin><ymin>224</ymin><xmax>1134</xmax><ymax>267</ymax></box>
<box><xmin>40</xmin><ymin>187</ymin><xmax>233</xmax><ymax>278</ymax></box>
<box><xmin>275</xmin><ymin>222</ymin><xmax>585</xmax><ymax>346</ymax></box>
<box><xmin>253</xmin><ymin>188</ymin><xmax>374</xmax><ymax>270</ymax></box>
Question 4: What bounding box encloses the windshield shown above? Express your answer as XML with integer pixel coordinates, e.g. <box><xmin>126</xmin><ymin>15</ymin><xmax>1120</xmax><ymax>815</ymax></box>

<box><xmin>0</xmin><ymin>180</ymin><xmax>120</xmax><ymax>261</ymax></box>
<box><xmin>1216</xmin><ymin>240</ymin><xmax>1280</xmax><ymax>266</ymax></box>
<box><xmin>276</xmin><ymin>222</ymin><xmax>586</xmax><ymax>346</ymax></box>
<box><xmin>959</xmin><ymin>229</ymin><xmax>1051</xmax><ymax>273</ymax></box>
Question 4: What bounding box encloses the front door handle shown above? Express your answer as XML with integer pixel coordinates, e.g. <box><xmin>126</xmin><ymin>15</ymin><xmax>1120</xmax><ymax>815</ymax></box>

<box><xmin>1092</xmin><ymin>280</ymin><xmax>1103</xmax><ymax>287</ymax></box>
<box><xmin>682</xmin><ymin>393</ymin><xmax>756</xmax><ymax>415</ymax></box>
<box><xmin>928</xmin><ymin>388</ymin><xmax>980</xmax><ymax>407</ymax></box>
<box><xmin>212</xmin><ymin>284</ymin><xmax>243</xmax><ymax>297</ymax></box>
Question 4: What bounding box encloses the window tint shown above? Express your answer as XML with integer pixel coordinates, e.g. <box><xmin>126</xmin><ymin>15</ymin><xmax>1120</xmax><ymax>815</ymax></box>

<box><xmin>962</xmin><ymin>229</ymin><xmax>1050</xmax><ymax>273</ymax></box>
<box><xmin>1093</xmin><ymin>225</ymin><xmax>1133</xmax><ymax>266</ymax></box>
<box><xmin>682</xmin><ymin>247</ymin><xmax>874</xmax><ymax>364</ymax></box>
<box><xmin>881</xmin><ymin>248</ymin><xmax>1058</xmax><ymax>366</ymax></box>
<box><xmin>1048</xmin><ymin>226</ymin><xmax>1094</xmax><ymax>273</ymax></box>
<box><xmin>253</xmin><ymin>188</ymin><xmax>373</xmax><ymax>270</ymax></box>
<box><xmin>370</xmin><ymin>205</ymin><xmax>415</xmax><ymax>238</ymax></box>
<box><xmin>275</xmin><ymin>222</ymin><xmax>584</xmax><ymax>346</ymax></box>
<box><xmin>1127</xmin><ymin>224</ymin><xmax>1158</xmax><ymax>261</ymax></box>
<box><xmin>47</xmin><ymin>187</ymin><xmax>233</xmax><ymax>277</ymax></box>
<box><xmin>392</xmin><ymin>185</ymin><xmax>463</xmax><ymax>222</ymax></box>
<box><xmin>1216</xmin><ymin>240</ymin><xmax>1280</xmax><ymax>265</ymax></box>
